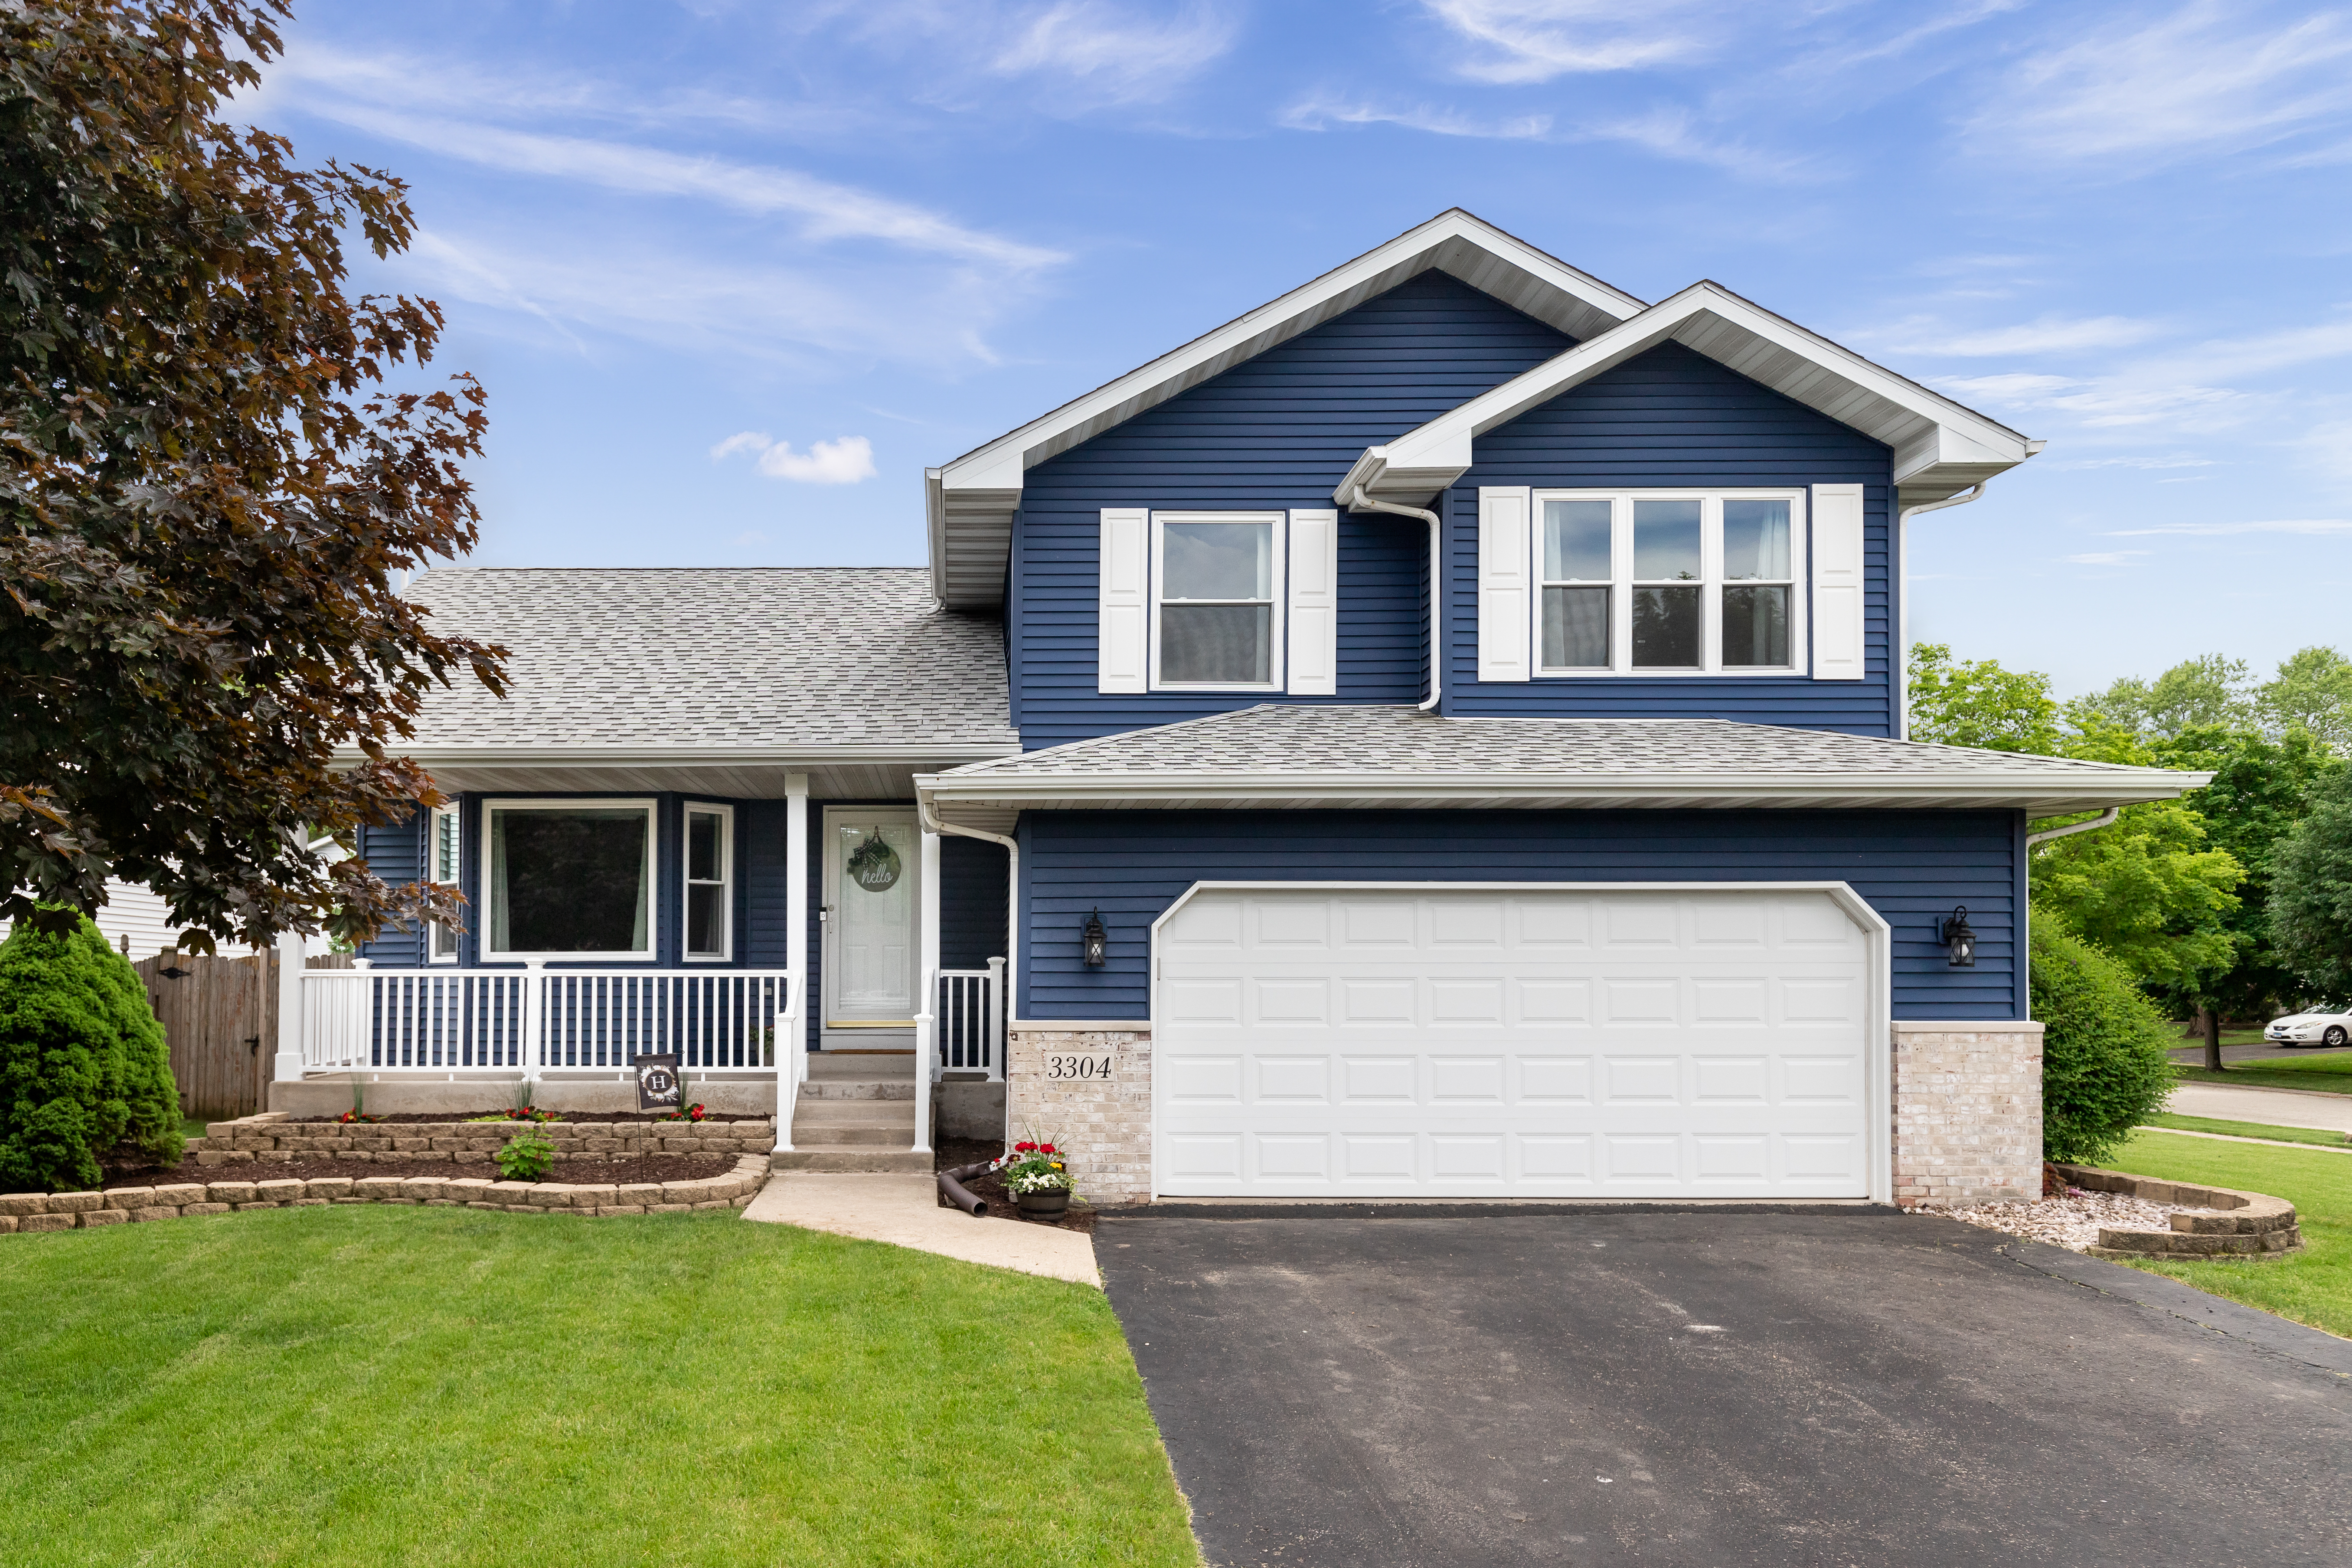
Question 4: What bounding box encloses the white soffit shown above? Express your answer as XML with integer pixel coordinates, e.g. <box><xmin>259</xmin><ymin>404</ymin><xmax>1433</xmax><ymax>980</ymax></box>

<box><xmin>925</xmin><ymin>210</ymin><xmax>1648</xmax><ymax>608</ymax></box>
<box><xmin>1339</xmin><ymin>282</ymin><xmax>2040</xmax><ymax>512</ymax></box>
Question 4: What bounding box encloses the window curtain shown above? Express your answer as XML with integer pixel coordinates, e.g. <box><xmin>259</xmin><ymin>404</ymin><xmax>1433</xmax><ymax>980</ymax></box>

<box><xmin>490</xmin><ymin>810</ymin><xmax>511</xmax><ymax>952</ymax></box>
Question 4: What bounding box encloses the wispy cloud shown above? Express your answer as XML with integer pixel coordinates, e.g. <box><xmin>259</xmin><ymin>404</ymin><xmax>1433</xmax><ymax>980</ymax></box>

<box><xmin>1968</xmin><ymin>1</ymin><xmax>2352</xmax><ymax>165</ymax></box>
<box><xmin>1936</xmin><ymin>372</ymin><xmax>2250</xmax><ymax>428</ymax></box>
<box><xmin>2042</xmin><ymin>453</ymin><xmax>2218</xmax><ymax>471</ymax></box>
<box><xmin>1421</xmin><ymin>0</ymin><xmax>1726</xmax><ymax>82</ymax></box>
<box><xmin>2061</xmin><ymin>550</ymin><xmax>2149</xmax><ymax>565</ymax></box>
<box><xmin>711</xmin><ymin>431</ymin><xmax>879</xmax><ymax>484</ymax></box>
<box><xmin>1278</xmin><ymin>93</ymin><xmax>1814</xmax><ymax>179</ymax></box>
<box><xmin>991</xmin><ymin>2</ymin><xmax>1237</xmax><ymax>102</ymax></box>
<box><xmin>1883</xmin><ymin>314</ymin><xmax>2165</xmax><ymax>357</ymax></box>
<box><xmin>2107</xmin><ymin>519</ymin><xmax>2352</xmax><ymax>536</ymax></box>
<box><xmin>1279</xmin><ymin>94</ymin><xmax>1552</xmax><ymax>140</ymax></box>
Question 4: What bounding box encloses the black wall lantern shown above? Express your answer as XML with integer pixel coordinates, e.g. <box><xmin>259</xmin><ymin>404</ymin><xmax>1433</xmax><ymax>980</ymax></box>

<box><xmin>1940</xmin><ymin>906</ymin><xmax>1977</xmax><ymax>968</ymax></box>
<box><xmin>1081</xmin><ymin>910</ymin><xmax>1108</xmax><ymax>968</ymax></box>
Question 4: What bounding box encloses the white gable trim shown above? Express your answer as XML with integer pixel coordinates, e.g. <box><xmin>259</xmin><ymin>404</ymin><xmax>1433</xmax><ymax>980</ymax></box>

<box><xmin>1337</xmin><ymin>282</ymin><xmax>2041</xmax><ymax>514</ymax></box>
<box><xmin>926</xmin><ymin>210</ymin><xmax>1647</xmax><ymax>607</ymax></box>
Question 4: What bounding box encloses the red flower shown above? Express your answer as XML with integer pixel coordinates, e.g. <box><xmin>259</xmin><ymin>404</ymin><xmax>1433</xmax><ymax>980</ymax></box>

<box><xmin>1040</xmin><ymin>1143</ymin><xmax>1057</xmax><ymax>1154</ymax></box>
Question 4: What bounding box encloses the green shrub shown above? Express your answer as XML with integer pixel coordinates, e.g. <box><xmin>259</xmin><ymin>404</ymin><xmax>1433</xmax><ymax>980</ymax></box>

<box><xmin>496</xmin><ymin>1133</ymin><xmax>555</xmax><ymax>1182</ymax></box>
<box><xmin>2030</xmin><ymin>913</ymin><xmax>2176</xmax><ymax>1165</ymax></box>
<box><xmin>0</xmin><ymin>910</ymin><xmax>183</xmax><ymax>1192</ymax></box>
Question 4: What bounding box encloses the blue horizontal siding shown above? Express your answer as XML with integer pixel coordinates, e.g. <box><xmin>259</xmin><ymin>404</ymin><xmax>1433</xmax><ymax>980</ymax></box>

<box><xmin>1016</xmin><ymin>808</ymin><xmax>2022</xmax><ymax>1022</ymax></box>
<box><xmin>941</xmin><ymin>835</ymin><xmax>1009</xmax><ymax>972</ymax></box>
<box><xmin>356</xmin><ymin>810</ymin><xmax>426</xmax><ymax>967</ymax></box>
<box><xmin>1449</xmin><ymin>341</ymin><xmax>1899</xmax><ymax>735</ymax></box>
<box><xmin>1013</xmin><ymin>272</ymin><xmax>1576</xmax><ymax>748</ymax></box>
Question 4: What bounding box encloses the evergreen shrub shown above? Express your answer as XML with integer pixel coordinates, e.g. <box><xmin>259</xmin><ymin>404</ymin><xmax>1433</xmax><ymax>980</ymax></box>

<box><xmin>2030</xmin><ymin>913</ymin><xmax>2175</xmax><ymax>1165</ymax></box>
<box><xmin>0</xmin><ymin>911</ymin><xmax>183</xmax><ymax>1192</ymax></box>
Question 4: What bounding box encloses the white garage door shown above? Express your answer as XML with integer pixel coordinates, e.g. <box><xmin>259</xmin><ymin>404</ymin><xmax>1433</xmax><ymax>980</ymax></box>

<box><xmin>1154</xmin><ymin>886</ymin><xmax>1879</xmax><ymax>1199</ymax></box>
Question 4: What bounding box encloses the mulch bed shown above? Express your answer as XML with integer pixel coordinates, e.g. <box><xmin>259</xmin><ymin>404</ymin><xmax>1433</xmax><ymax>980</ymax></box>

<box><xmin>280</xmin><ymin>1112</ymin><xmax>764</xmax><ymax>1126</ymax></box>
<box><xmin>94</xmin><ymin>1153</ymin><xmax>738</xmax><ymax>1192</ymax></box>
<box><xmin>935</xmin><ymin>1137</ymin><xmax>1098</xmax><ymax>1236</ymax></box>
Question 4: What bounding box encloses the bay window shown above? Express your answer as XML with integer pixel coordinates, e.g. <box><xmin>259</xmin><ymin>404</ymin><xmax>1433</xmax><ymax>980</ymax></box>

<box><xmin>483</xmin><ymin>800</ymin><xmax>653</xmax><ymax>958</ymax></box>
<box><xmin>1535</xmin><ymin>491</ymin><xmax>1804</xmax><ymax>675</ymax></box>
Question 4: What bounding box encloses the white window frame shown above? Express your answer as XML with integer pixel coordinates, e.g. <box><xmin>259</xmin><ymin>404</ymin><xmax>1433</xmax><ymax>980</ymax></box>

<box><xmin>478</xmin><ymin>797</ymin><xmax>657</xmax><ymax>962</ymax></box>
<box><xmin>428</xmin><ymin>804</ymin><xmax>461</xmax><ymax>964</ymax></box>
<box><xmin>1149</xmin><ymin>510</ymin><xmax>1287</xmax><ymax>692</ymax></box>
<box><xmin>1529</xmin><ymin>489</ymin><xmax>1808</xmax><ymax>677</ymax></box>
<box><xmin>683</xmin><ymin>802</ymin><xmax>735</xmax><ymax>964</ymax></box>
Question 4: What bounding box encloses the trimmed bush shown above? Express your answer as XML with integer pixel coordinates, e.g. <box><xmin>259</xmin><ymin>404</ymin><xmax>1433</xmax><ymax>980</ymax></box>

<box><xmin>2030</xmin><ymin>913</ymin><xmax>2175</xmax><ymax>1165</ymax></box>
<box><xmin>0</xmin><ymin>910</ymin><xmax>183</xmax><ymax>1192</ymax></box>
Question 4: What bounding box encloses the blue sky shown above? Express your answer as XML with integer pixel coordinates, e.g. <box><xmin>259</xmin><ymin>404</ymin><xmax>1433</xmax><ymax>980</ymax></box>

<box><xmin>243</xmin><ymin>0</ymin><xmax>2352</xmax><ymax>698</ymax></box>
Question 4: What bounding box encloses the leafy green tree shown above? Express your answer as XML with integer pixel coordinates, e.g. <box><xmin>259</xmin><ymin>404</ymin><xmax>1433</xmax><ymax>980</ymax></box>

<box><xmin>2029</xmin><ymin>800</ymin><xmax>2243</xmax><ymax>995</ymax></box>
<box><xmin>2270</xmin><ymin>769</ymin><xmax>2352</xmax><ymax>1001</ymax></box>
<box><xmin>2068</xmin><ymin>654</ymin><xmax>2254</xmax><ymax>739</ymax></box>
<box><xmin>2030</xmin><ymin>915</ymin><xmax>2177</xmax><ymax>1166</ymax></box>
<box><xmin>1</xmin><ymin>0</ymin><xmax>505</xmax><ymax>952</ymax></box>
<box><xmin>1907</xmin><ymin>642</ymin><xmax>2061</xmax><ymax>752</ymax></box>
<box><xmin>0</xmin><ymin>908</ymin><xmax>181</xmax><ymax>1191</ymax></box>
<box><xmin>2257</xmin><ymin>646</ymin><xmax>2352</xmax><ymax>753</ymax></box>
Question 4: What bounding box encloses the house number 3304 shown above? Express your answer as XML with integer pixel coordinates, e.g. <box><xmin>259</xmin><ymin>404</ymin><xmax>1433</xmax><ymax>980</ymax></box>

<box><xmin>1045</xmin><ymin>1054</ymin><xmax>1114</xmax><ymax>1081</ymax></box>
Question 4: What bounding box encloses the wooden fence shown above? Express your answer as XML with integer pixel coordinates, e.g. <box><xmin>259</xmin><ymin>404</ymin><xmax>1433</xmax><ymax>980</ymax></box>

<box><xmin>135</xmin><ymin>950</ymin><xmax>352</xmax><ymax>1121</ymax></box>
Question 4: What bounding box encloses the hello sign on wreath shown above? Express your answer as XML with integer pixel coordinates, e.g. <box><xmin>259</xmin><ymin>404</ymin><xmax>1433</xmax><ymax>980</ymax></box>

<box><xmin>846</xmin><ymin>830</ymin><xmax>902</xmax><ymax>892</ymax></box>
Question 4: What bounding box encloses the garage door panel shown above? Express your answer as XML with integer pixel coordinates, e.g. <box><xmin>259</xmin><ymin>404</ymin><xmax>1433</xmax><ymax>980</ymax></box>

<box><xmin>1156</xmin><ymin>889</ymin><xmax>1875</xmax><ymax>1199</ymax></box>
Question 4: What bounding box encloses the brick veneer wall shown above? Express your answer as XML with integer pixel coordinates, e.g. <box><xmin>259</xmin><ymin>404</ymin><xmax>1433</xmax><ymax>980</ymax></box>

<box><xmin>1005</xmin><ymin>1026</ymin><xmax>1153</xmax><ymax>1206</ymax></box>
<box><xmin>1890</xmin><ymin>1020</ymin><xmax>2046</xmax><ymax>1206</ymax></box>
<box><xmin>0</xmin><ymin>1155</ymin><xmax>771</xmax><ymax>1232</ymax></box>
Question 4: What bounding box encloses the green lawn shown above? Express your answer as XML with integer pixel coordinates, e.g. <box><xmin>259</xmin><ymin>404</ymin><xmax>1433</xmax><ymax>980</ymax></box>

<box><xmin>2171</xmin><ymin>1053</ymin><xmax>2352</xmax><ymax>1094</ymax></box>
<box><xmin>2100</xmin><ymin>1129</ymin><xmax>2352</xmax><ymax>1341</ymax></box>
<box><xmin>2142</xmin><ymin>1113</ymin><xmax>2352</xmax><ymax>1149</ymax></box>
<box><xmin>0</xmin><ymin>1208</ymin><xmax>1199</xmax><ymax>1568</ymax></box>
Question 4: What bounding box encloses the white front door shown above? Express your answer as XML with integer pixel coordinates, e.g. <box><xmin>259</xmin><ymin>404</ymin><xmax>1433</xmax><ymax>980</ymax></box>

<box><xmin>1155</xmin><ymin>885</ymin><xmax>1878</xmax><ymax>1199</ymax></box>
<box><xmin>823</xmin><ymin>810</ymin><xmax>921</xmax><ymax>1031</ymax></box>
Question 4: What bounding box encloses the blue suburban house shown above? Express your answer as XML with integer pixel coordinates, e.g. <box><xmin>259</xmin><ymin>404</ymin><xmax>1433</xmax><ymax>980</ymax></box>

<box><xmin>294</xmin><ymin>212</ymin><xmax>2202</xmax><ymax>1209</ymax></box>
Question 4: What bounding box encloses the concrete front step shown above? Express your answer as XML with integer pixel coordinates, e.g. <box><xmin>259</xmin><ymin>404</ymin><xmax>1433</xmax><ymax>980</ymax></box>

<box><xmin>798</xmin><ymin>1081</ymin><xmax>917</xmax><ymax>1102</ymax></box>
<box><xmin>796</xmin><ymin>1099</ymin><xmax>916</xmax><ymax>1124</ymax></box>
<box><xmin>807</xmin><ymin>1052</ymin><xmax>915</xmax><ymax>1081</ymax></box>
<box><xmin>772</xmin><ymin>1147</ymin><xmax>933</xmax><ymax>1174</ymax></box>
<box><xmin>791</xmin><ymin>1122</ymin><xmax>915</xmax><ymax>1147</ymax></box>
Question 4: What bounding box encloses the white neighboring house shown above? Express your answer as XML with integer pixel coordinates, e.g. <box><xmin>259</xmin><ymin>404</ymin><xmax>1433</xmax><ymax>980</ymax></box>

<box><xmin>90</xmin><ymin>840</ymin><xmax>347</xmax><ymax>960</ymax></box>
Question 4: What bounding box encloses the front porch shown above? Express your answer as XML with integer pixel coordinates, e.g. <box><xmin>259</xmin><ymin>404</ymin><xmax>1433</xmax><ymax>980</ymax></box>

<box><xmin>286</xmin><ymin>774</ymin><xmax>1009</xmax><ymax>1150</ymax></box>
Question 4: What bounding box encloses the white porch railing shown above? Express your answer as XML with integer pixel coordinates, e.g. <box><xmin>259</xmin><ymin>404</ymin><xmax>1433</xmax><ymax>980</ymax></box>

<box><xmin>296</xmin><ymin>963</ymin><xmax>800</xmax><ymax>1076</ymax></box>
<box><xmin>935</xmin><ymin>957</ymin><xmax>1005</xmax><ymax>1080</ymax></box>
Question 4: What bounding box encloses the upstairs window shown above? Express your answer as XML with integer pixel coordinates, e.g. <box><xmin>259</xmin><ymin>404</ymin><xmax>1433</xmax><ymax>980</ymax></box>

<box><xmin>1152</xmin><ymin>512</ymin><xmax>1284</xmax><ymax>689</ymax></box>
<box><xmin>1534</xmin><ymin>491</ymin><xmax>1805</xmax><ymax>676</ymax></box>
<box><xmin>685</xmin><ymin>804</ymin><xmax>732</xmax><ymax>961</ymax></box>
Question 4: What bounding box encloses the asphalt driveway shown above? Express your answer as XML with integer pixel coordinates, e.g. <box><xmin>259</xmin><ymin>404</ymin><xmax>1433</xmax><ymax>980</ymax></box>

<box><xmin>1097</xmin><ymin>1209</ymin><xmax>2352</xmax><ymax>1568</ymax></box>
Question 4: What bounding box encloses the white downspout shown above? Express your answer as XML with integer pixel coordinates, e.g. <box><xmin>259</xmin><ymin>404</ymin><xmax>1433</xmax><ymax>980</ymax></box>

<box><xmin>918</xmin><ymin>797</ymin><xmax>1019</xmax><ymax>1149</ymax></box>
<box><xmin>1346</xmin><ymin>484</ymin><xmax>1444</xmax><ymax>712</ymax></box>
<box><xmin>2025</xmin><ymin>807</ymin><xmax>2119</xmax><ymax>848</ymax></box>
<box><xmin>1895</xmin><ymin>480</ymin><xmax>1990</xmax><ymax>741</ymax></box>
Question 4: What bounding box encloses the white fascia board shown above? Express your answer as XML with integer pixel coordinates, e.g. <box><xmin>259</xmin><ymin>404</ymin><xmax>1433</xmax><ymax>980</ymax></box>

<box><xmin>921</xmin><ymin>766</ymin><xmax>2210</xmax><ymax>813</ymax></box>
<box><xmin>1355</xmin><ymin>283</ymin><xmax>2039</xmax><ymax>505</ymax></box>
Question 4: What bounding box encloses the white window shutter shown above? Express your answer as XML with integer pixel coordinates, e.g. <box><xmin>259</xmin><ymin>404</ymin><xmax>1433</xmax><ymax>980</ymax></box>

<box><xmin>1286</xmin><ymin>509</ymin><xmax>1339</xmax><ymax>696</ymax></box>
<box><xmin>1812</xmin><ymin>484</ymin><xmax>1866</xmax><ymax>681</ymax></box>
<box><xmin>1477</xmin><ymin>487</ymin><xmax>1532</xmax><ymax>683</ymax></box>
<box><xmin>1098</xmin><ymin>508</ymin><xmax>1148</xmax><ymax>694</ymax></box>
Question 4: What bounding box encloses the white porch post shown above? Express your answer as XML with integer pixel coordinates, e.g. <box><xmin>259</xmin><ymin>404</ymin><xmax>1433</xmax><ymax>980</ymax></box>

<box><xmin>913</xmin><ymin>824</ymin><xmax>940</xmax><ymax>1154</ymax></box>
<box><xmin>784</xmin><ymin>773</ymin><xmax>809</xmax><ymax>1085</ymax></box>
<box><xmin>271</xmin><ymin>931</ymin><xmax>306</xmax><ymax>1084</ymax></box>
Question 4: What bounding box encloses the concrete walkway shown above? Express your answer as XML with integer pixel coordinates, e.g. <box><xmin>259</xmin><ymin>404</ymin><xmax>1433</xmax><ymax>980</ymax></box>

<box><xmin>2169</xmin><ymin>1080</ymin><xmax>2352</xmax><ymax>1133</ymax></box>
<box><xmin>744</xmin><ymin>1171</ymin><xmax>1100</xmax><ymax>1286</ymax></box>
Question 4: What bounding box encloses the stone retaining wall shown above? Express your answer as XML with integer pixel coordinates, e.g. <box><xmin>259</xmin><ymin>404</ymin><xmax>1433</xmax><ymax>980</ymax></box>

<box><xmin>0</xmin><ymin>1155</ymin><xmax>771</xmax><ymax>1233</ymax></box>
<box><xmin>189</xmin><ymin>1111</ymin><xmax>776</xmax><ymax>1165</ymax></box>
<box><xmin>2055</xmin><ymin>1163</ymin><xmax>2306</xmax><ymax>1260</ymax></box>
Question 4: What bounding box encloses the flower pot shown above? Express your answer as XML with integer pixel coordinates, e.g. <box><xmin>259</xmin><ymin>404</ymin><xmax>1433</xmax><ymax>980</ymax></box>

<box><xmin>1016</xmin><ymin>1188</ymin><xmax>1071</xmax><ymax>1218</ymax></box>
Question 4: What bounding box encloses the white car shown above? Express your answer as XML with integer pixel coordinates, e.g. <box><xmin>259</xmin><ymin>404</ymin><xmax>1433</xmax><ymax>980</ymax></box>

<box><xmin>2264</xmin><ymin>1007</ymin><xmax>2352</xmax><ymax>1048</ymax></box>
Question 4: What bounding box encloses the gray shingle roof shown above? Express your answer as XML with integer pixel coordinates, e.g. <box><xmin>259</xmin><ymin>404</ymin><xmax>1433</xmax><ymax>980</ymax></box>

<box><xmin>926</xmin><ymin>704</ymin><xmax>2205</xmax><ymax>816</ymax></box>
<box><xmin>401</xmin><ymin>568</ymin><xmax>1014</xmax><ymax>751</ymax></box>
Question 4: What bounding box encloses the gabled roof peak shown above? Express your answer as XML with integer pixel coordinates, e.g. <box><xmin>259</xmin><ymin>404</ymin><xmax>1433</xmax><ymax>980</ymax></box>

<box><xmin>925</xmin><ymin>210</ymin><xmax>1648</xmax><ymax>608</ymax></box>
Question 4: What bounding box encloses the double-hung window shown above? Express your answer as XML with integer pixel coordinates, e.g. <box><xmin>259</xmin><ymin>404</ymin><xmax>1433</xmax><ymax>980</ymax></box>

<box><xmin>428</xmin><ymin>805</ymin><xmax>461</xmax><ymax>962</ymax></box>
<box><xmin>684</xmin><ymin>804</ymin><xmax>732</xmax><ymax>961</ymax></box>
<box><xmin>1151</xmin><ymin>511</ymin><xmax>1284</xmax><ymax>689</ymax></box>
<box><xmin>1534</xmin><ymin>490</ymin><xmax>1804</xmax><ymax>675</ymax></box>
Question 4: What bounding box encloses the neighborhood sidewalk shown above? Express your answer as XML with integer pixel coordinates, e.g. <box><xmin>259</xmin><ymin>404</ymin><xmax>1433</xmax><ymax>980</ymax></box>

<box><xmin>745</xmin><ymin>1172</ymin><xmax>1100</xmax><ymax>1286</ymax></box>
<box><xmin>2169</xmin><ymin>1081</ymin><xmax>2352</xmax><ymax>1134</ymax></box>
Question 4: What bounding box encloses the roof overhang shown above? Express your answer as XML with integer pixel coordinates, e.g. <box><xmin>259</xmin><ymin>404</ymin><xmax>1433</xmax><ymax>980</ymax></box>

<box><xmin>343</xmin><ymin>743</ymin><xmax>1020</xmax><ymax>803</ymax></box>
<box><xmin>1337</xmin><ymin>281</ymin><xmax>2041</xmax><ymax>513</ymax></box>
<box><xmin>918</xmin><ymin>766</ymin><xmax>2208</xmax><ymax>825</ymax></box>
<box><xmin>926</xmin><ymin>209</ymin><xmax>1648</xmax><ymax>608</ymax></box>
